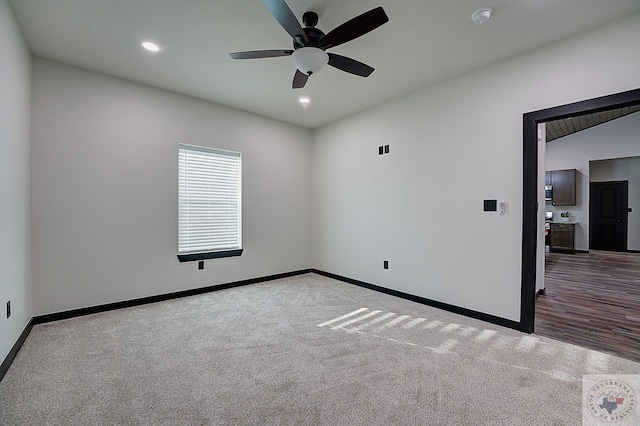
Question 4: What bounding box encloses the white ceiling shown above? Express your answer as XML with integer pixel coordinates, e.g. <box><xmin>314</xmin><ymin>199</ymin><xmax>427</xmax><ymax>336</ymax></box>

<box><xmin>9</xmin><ymin>0</ymin><xmax>640</xmax><ymax>129</ymax></box>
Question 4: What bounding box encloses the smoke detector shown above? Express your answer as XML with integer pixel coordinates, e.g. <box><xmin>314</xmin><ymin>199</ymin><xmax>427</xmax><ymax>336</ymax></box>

<box><xmin>472</xmin><ymin>8</ymin><xmax>492</xmax><ymax>24</ymax></box>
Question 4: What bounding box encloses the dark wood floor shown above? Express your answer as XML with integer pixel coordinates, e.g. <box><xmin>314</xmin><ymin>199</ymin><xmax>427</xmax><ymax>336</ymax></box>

<box><xmin>535</xmin><ymin>250</ymin><xmax>640</xmax><ymax>363</ymax></box>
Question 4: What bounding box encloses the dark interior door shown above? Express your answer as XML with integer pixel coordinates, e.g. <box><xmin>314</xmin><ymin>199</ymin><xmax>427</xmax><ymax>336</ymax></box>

<box><xmin>589</xmin><ymin>181</ymin><xmax>628</xmax><ymax>251</ymax></box>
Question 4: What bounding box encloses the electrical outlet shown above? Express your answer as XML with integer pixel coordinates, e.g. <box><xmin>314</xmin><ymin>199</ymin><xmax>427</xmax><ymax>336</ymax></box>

<box><xmin>6</xmin><ymin>301</ymin><xmax>10</xmax><ymax>319</ymax></box>
<box><xmin>383</xmin><ymin>260</ymin><xmax>389</xmax><ymax>270</ymax></box>
<box><xmin>198</xmin><ymin>261</ymin><xmax>204</xmax><ymax>270</ymax></box>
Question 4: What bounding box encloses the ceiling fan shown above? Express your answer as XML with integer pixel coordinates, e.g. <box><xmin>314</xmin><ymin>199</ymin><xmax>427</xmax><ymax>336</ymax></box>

<box><xmin>229</xmin><ymin>0</ymin><xmax>389</xmax><ymax>89</ymax></box>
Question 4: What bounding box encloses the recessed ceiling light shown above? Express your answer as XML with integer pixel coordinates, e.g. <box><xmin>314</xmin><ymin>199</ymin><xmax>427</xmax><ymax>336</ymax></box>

<box><xmin>142</xmin><ymin>41</ymin><xmax>160</xmax><ymax>52</ymax></box>
<box><xmin>299</xmin><ymin>97</ymin><xmax>311</xmax><ymax>105</ymax></box>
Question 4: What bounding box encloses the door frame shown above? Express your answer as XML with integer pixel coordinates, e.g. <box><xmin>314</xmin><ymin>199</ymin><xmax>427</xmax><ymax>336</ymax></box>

<box><xmin>520</xmin><ymin>88</ymin><xmax>640</xmax><ymax>333</ymax></box>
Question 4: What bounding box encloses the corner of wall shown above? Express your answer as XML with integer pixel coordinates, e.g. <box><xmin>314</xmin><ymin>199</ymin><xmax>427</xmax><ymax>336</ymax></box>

<box><xmin>0</xmin><ymin>0</ymin><xmax>33</xmax><ymax>366</ymax></box>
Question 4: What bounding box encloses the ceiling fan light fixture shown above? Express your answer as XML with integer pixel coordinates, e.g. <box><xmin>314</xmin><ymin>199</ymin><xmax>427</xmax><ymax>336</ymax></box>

<box><xmin>228</xmin><ymin>3</ymin><xmax>388</xmax><ymax>89</ymax></box>
<box><xmin>292</xmin><ymin>47</ymin><xmax>329</xmax><ymax>75</ymax></box>
<box><xmin>471</xmin><ymin>8</ymin><xmax>492</xmax><ymax>24</ymax></box>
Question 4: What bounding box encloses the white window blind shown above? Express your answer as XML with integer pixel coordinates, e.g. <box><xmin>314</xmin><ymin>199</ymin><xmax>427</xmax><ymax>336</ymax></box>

<box><xmin>178</xmin><ymin>144</ymin><xmax>242</xmax><ymax>256</ymax></box>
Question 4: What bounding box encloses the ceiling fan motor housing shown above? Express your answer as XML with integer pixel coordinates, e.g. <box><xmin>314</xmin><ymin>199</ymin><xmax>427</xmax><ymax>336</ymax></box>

<box><xmin>294</xmin><ymin>12</ymin><xmax>325</xmax><ymax>49</ymax></box>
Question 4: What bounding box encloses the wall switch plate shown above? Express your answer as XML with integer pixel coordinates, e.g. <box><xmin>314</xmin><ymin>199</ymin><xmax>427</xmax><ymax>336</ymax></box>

<box><xmin>484</xmin><ymin>199</ymin><xmax>497</xmax><ymax>212</ymax></box>
<box><xmin>378</xmin><ymin>146</ymin><xmax>384</xmax><ymax>155</ymax></box>
<box><xmin>384</xmin><ymin>145</ymin><xmax>390</xmax><ymax>154</ymax></box>
<box><xmin>383</xmin><ymin>260</ymin><xmax>389</xmax><ymax>269</ymax></box>
<box><xmin>6</xmin><ymin>301</ymin><xmax>10</xmax><ymax>319</ymax></box>
<box><xmin>198</xmin><ymin>261</ymin><xmax>204</xmax><ymax>270</ymax></box>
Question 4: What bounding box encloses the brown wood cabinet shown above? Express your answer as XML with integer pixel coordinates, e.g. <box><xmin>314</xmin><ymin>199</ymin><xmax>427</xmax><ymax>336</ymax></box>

<box><xmin>549</xmin><ymin>223</ymin><xmax>575</xmax><ymax>252</ymax></box>
<box><xmin>548</xmin><ymin>169</ymin><xmax>576</xmax><ymax>206</ymax></box>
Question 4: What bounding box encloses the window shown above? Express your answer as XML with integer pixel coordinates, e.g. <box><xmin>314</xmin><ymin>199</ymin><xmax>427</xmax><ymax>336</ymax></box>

<box><xmin>178</xmin><ymin>144</ymin><xmax>242</xmax><ymax>262</ymax></box>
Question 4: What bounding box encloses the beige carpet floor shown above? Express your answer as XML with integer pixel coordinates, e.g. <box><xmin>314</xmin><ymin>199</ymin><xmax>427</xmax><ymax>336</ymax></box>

<box><xmin>1</xmin><ymin>273</ymin><xmax>638</xmax><ymax>425</ymax></box>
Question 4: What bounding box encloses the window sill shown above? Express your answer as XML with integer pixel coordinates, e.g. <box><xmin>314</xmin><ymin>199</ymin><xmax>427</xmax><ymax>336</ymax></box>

<box><xmin>177</xmin><ymin>249</ymin><xmax>243</xmax><ymax>263</ymax></box>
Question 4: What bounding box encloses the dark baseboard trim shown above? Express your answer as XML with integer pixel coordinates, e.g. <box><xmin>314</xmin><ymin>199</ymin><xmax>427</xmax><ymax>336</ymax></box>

<box><xmin>627</xmin><ymin>249</ymin><xmax>640</xmax><ymax>254</ymax></box>
<box><xmin>311</xmin><ymin>269</ymin><xmax>523</xmax><ymax>332</ymax></box>
<box><xmin>576</xmin><ymin>250</ymin><xmax>589</xmax><ymax>254</ymax></box>
<box><xmin>33</xmin><ymin>269</ymin><xmax>313</xmax><ymax>325</ymax></box>
<box><xmin>0</xmin><ymin>319</ymin><xmax>34</xmax><ymax>383</ymax></box>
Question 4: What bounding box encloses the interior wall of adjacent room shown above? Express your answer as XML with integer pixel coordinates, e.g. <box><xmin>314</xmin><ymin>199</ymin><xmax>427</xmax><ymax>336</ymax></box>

<box><xmin>31</xmin><ymin>58</ymin><xmax>312</xmax><ymax>315</ymax></box>
<box><xmin>546</xmin><ymin>112</ymin><xmax>640</xmax><ymax>251</ymax></box>
<box><xmin>311</xmin><ymin>13</ymin><xmax>640</xmax><ymax>322</ymax></box>
<box><xmin>0</xmin><ymin>0</ymin><xmax>32</xmax><ymax>362</ymax></box>
<box><xmin>590</xmin><ymin>156</ymin><xmax>640</xmax><ymax>251</ymax></box>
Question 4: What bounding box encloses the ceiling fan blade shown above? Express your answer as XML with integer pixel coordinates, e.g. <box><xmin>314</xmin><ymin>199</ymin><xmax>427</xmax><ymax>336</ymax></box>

<box><xmin>319</xmin><ymin>7</ymin><xmax>389</xmax><ymax>50</ymax></box>
<box><xmin>262</xmin><ymin>0</ymin><xmax>308</xmax><ymax>43</ymax></box>
<box><xmin>327</xmin><ymin>53</ymin><xmax>374</xmax><ymax>77</ymax></box>
<box><xmin>292</xmin><ymin>69</ymin><xmax>309</xmax><ymax>89</ymax></box>
<box><xmin>229</xmin><ymin>50</ymin><xmax>293</xmax><ymax>60</ymax></box>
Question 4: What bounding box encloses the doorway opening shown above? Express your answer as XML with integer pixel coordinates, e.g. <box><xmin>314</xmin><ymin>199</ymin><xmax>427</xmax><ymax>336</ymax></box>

<box><xmin>520</xmin><ymin>88</ymin><xmax>640</xmax><ymax>333</ymax></box>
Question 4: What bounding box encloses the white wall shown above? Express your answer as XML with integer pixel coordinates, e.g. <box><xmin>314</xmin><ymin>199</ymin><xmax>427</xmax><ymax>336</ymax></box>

<box><xmin>0</xmin><ymin>0</ymin><xmax>31</xmax><ymax>363</ymax></box>
<box><xmin>312</xmin><ymin>13</ymin><xmax>640</xmax><ymax>322</ymax></box>
<box><xmin>546</xmin><ymin>112</ymin><xmax>640</xmax><ymax>251</ymax></box>
<box><xmin>590</xmin><ymin>156</ymin><xmax>640</xmax><ymax>250</ymax></box>
<box><xmin>31</xmin><ymin>58</ymin><xmax>312</xmax><ymax>315</ymax></box>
